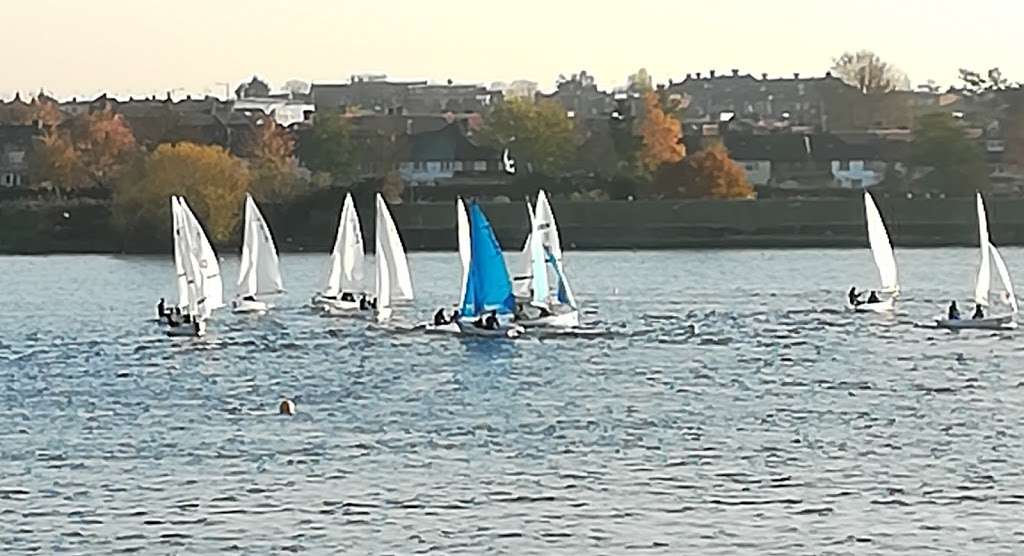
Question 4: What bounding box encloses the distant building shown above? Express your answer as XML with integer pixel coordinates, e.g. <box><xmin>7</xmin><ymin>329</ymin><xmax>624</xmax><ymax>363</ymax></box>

<box><xmin>310</xmin><ymin>75</ymin><xmax>501</xmax><ymax>115</ymax></box>
<box><xmin>0</xmin><ymin>124</ymin><xmax>41</xmax><ymax>188</ymax></box>
<box><xmin>233</xmin><ymin>98</ymin><xmax>314</xmax><ymax>127</ymax></box>
<box><xmin>399</xmin><ymin>123</ymin><xmax>500</xmax><ymax>185</ymax></box>
<box><xmin>537</xmin><ymin>72</ymin><xmax>615</xmax><ymax>119</ymax></box>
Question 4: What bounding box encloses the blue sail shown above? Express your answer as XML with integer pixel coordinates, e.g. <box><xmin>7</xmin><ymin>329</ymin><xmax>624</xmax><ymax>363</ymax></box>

<box><xmin>461</xmin><ymin>202</ymin><xmax>516</xmax><ymax>317</ymax></box>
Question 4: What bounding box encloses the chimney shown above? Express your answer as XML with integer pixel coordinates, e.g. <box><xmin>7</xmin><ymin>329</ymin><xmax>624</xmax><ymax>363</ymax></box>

<box><xmin>762</xmin><ymin>73</ymin><xmax>768</xmax><ymax>80</ymax></box>
<box><xmin>732</xmin><ymin>69</ymin><xmax>740</xmax><ymax>77</ymax></box>
<box><xmin>686</xmin><ymin>73</ymin><xmax>691</xmax><ymax>80</ymax></box>
<box><xmin>793</xmin><ymin>73</ymin><xmax>801</xmax><ymax>79</ymax></box>
<box><xmin>825</xmin><ymin>71</ymin><xmax>833</xmax><ymax>78</ymax></box>
<box><xmin>696</xmin><ymin>72</ymin><xmax>702</xmax><ymax>79</ymax></box>
<box><xmin>709</xmin><ymin>70</ymin><xmax>716</xmax><ymax>78</ymax></box>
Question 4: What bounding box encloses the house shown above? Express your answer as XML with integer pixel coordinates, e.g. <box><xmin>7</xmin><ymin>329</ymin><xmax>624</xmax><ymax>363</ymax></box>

<box><xmin>0</xmin><ymin>124</ymin><xmax>41</xmax><ymax>188</ymax></box>
<box><xmin>233</xmin><ymin>97</ymin><xmax>315</xmax><ymax>127</ymax></box>
<box><xmin>537</xmin><ymin>71</ymin><xmax>615</xmax><ymax>119</ymax></box>
<box><xmin>398</xmin><ymin>123</ymin><xmax>501</xmax><ymax>185</ymax></box>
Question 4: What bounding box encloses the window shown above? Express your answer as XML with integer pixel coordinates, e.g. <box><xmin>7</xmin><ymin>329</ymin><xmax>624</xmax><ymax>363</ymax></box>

<box><xmin>441</xmin><ymin>161</ymin><xmax>453</xmax><ymax>171</ymax></box>
<box><xmin>473</xmin><ymin>161</ymin><xmax>487</xmax><ymax>172</ymax></box>
<box><xmin>414</xmin><ymin>161</ymin><xmax>424</xmax><ymax>170</ymax></box>
<box><xmin>454</xmin><ymin>161</ymin><xmax>464</xmax><ymax>172</ymax></box>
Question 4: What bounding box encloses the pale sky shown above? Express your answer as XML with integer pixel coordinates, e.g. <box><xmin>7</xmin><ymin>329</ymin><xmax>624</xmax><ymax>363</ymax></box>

<box><xmin>5</xmin><ymin>0</ymin><xmax>1022</xmax><ymax>101</ymax></box>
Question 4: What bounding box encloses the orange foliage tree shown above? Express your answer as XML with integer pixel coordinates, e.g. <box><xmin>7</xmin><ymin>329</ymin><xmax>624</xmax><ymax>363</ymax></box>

<box><xmin>73</xmin><ymin>108</ymin><xmax>138</xmax><ymax>189</ymax></box>
<box><xmin>248</xmin><ymin>116</ymin><xmax>304</xmax><ymax>199</ymax></box>
<box><xmin>654</xmin><ymin>143</ymin><xmax>753</xmax><ymax>199</ymax></box>
<box><xmin>638</xmin><ymin>91</ymin><xmax>684</xmax><ymax>174</ymax></box>
<box><xmin>30</xmin><ymin>129</ymin><xmax>80</xmax><ymax>197</ymax></box>
<box><xmin>114</xmin><ymin>142</ymin><xmax>251</xmax><ymax>243</ymax></box>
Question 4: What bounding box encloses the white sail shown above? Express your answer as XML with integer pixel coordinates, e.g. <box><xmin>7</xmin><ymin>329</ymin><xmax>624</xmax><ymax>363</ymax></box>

<box><xmin>456</xmin><ymin>197</ymin><xmax>472</xmax><ymax>305</ymax></box>
<box><xmin>178</xmin><ymin>204</ymin><xmax>209</xmax><ymax>320</ymax></box>
<box><xmin>864</xmin><ymin>192</ymin><xmax>899</xmax><ymax>293</ymax></box>
<box><xmin>527</xmin><ymin>209</ymin><xmax>549</xmax><ymax>306</ymax></box>
<box><xmin>171</xmin><ymin>197</ymin><xmax>189</xmax><ymax>309</ymax></box>
<box><xmin>990</xmin><ymin>243</ymin><xmax>1018</xmax><ymax>314</ymax></box>
<box><xmin>534</xmin><ymin>190</ymin><xmax>563</xmax><ymax>260</ymax></box>
<box><xmin>321</xmin><ymin>193</ymin><xmax>365</xmax><ymax>297</ymax></box>
<box><xmin>975</xmin><ymin>193</ymin><xmax>992</xmax><ymax>306</ymax></box>
<box><xmin>177</xmin><ymin>198</ymin><xmax>224</xmax><ymax>311</ymax></box>
<box><xmin>512</xmin><ymin>201</ymin><xmax>534</xmax><ymax>299</ymax></box>
<box><xmin>374</xmin><ymin>193</ymin><xmax>414</xmax><ymax>315</ymax></box>
<box><xmin>236</xmin><ymin>194</ymin><xmax>283</xmax><ymax>299</ymax></box>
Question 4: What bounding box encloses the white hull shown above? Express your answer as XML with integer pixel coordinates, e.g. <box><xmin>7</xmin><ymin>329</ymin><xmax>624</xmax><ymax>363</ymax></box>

<box><xmin>232</xmin><ymin>299</ymin><xmax>270</xmax><ymax>313</ymax></box>
<box><xmin>933</xmin><ymin>315</ymin><xmax>1017</xmax><ymax>330</ymax></box>
<box><xmin>322</xmin><ymin>300</ymin><xmax>369</xmax><ymax>317</ymax></box>
<box><xmin>166</xmin><ymin>321</ymin><xmax>206</xmax><ymax>337</ymax></box>
<box><xmin>456</xmin><ymin>321</ymin><xmax>524</xmax><ymax>338</ymax></box>
<box><xmin>852</xmin><ymin>298</ymin><xmax>895</xmax><ymax>313</ymax></box>
<box><xmin>422</xmin><ymin>322</ymin><xmax>462</xmax><ymax>334</ymax></box>
<box><xmin>517</xmin><ymin>309</ymin><xmax>581</xmax><ymax>328</ymax></box>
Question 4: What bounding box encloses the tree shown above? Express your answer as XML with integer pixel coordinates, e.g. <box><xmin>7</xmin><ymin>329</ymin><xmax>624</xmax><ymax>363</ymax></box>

<box><xmin>910</xmin><ymin>112</ymin><xmax>987</xmax><ymax>195</ymax></box>
<box><xmin>296</xmin><ymin>110</ymin><xmax>359</xmax><ymax>184</ymax></box>
<box><xmin>479</xmin><ymin>98</ymin><xmax>577</xmax><ymax>176</ymax></box>
<box><xmin>30</xmin><ymin>128</ymin><xmax>81</xmax><ymax>197</ymax></box>
<box><xmin>627</xmin><ymin>68</ymin><xmax>653</xmax><ymax>93</ymax></box>
<box><xmin>236</xmin><ymin>76</ymin><xmax>271</xmax><ymax>99</ymax></box>
<box><xmin>958</xmin><ymin>67</ymin><xmax>1015</xmax><ymax>95</ymax></box>
<box><xmin>654</xmin><ymin>143</ymin><xmax>753</xmax><ymax>199</ymax></box>
<box><xmin>284</xmin><ymin>80</ymin><xmax>310</xmax><ymax>96</ymax></box>
<box><xmin>831</xmin><ymin>50</ymin><xmax>909</xmax><ymax>94</ymax></box>
<box><xmin>637</xmin><ymin>91</ymin><xmax>684</xmax><ymax>174</ymax></box>
<box><xmin>72</xmin><ymin>108</ymin><xmax>138</xmax><ymax>189</ymax></box>
<box><xmin>1006</xmin><ymin>91</ymin><xmax>1024</xmax><ymax>167</ymax></box>
<box><xmin>114</xmin><ymin>143</ymin><xmax>250</xmax><ymax>243</ymax></box>
<box><xmin>248</xmin><ymin>116</ymin><xmax>304</xmax><ymax>199</ymax></box>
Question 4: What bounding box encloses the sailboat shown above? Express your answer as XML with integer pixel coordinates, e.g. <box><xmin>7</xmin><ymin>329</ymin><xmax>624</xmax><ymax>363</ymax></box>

<box><xmin>424</xmin><ymin>197</ymin><xmax>473</xmax><ymax>333</ymax></box>
<box><xmin>454</xmin><ymin>200</ymin><xmax>524</xmax><ymax>337</ymax></box>
<box><xmin>166</xmin><ymin>196</ymin><xmax>210</xmax><ymax>337</ymax></box>
<box><xmin>853</xmin><ymin>191</ymin><xmax>899</xmax><ymax>313</ymax></box>
<box><xmin>373</xmin><ymin>193</ymin><xmax>414</xmax><ymax>322</ymax></box>
<box><xmin>514</xmin><ymin>190</ymin><xmax>581</xmax><ymax>327</ymax></box>
<box><xmin>934</xmin><ymin>193</ymin><xmax>1019</xmax><ymax>330</ymax></box>
<box><xmin>176</xmin><ymin>197</ymin><xmax>224</xmax><ymax>312</ymax></box>
<box><xmin>233</xmin><ymin>194</ymin><xmax>284</xmax><ymax>313</ymax></box>
<box><xmin>312</xmin><ymin>193</ymin><xmax>366</xmax><ymax>313</ymax></box>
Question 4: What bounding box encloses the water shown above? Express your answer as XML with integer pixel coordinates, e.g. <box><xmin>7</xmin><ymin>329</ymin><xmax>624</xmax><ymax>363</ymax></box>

<box><xmin>2</xmin><ymin>249</ymin><xmax>1024</xmax><ymax>554</ymax></box>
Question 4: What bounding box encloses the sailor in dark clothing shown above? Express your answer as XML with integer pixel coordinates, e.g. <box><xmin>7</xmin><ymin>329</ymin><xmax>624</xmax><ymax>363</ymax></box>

<box><xmin>433</xmin><ymin>308</ymin><xmax>447</xmax><ymax>326</ymax></box>
<box><xmin>359</xmin><ymin>295</ymin><xmax>369</xmax><ymax>311</ymax></box>
<box><xmin>848</xmin><ymin>287</ymin><xmax>863</xmax><ymax>306</ymax></box>
<box><xmin>341</xmin><ymin>292</ymin><xmax>356</xmax><ymax>302</ymax></box>
<box><xmin>157</xmin><ymin>298</ymin><xmax>166</xmax><ymax>318</ymax></box>
<box><xmin>948</xmin><ymin>301</ymin><xmax>961</xmax><ymax>320</ymax></box>
<box><xmin>242</xmin><ymin>295</ymin><xmax>256</xmax><ymax>302</ymax></box>
<box><xmin>973</xmin><ymin>303</ymin><xmax>985</xmax><ymax>319</ymax></box>
<box><xmin>867</xmin><ymin>291</ymin><xmax>880</xmax><ymax>304</ymax></box>
<box><xmin>484</xmin><ymin>311</ymin><xmax>499</xmax><ymax>330</ymax></box>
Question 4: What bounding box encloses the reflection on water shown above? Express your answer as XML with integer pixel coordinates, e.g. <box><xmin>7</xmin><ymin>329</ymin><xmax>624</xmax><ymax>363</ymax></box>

<box><xmin>1</xmin><ymin>249</ymin><xmax>1023</xmax><ymax>553</ymax></box>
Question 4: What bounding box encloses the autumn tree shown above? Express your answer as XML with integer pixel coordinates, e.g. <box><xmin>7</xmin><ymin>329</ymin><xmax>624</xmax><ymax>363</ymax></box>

<box><xmin>479</xmin><ymin>98</ymin><xmax>577</xmax><ymax>176</ymax></box>
<box><xmin>30</xmin><ymin>128</ymin><xmax>81</xmax><ymax>197</ymax></box>
<box><xmin>246</xmin><ymin>116</ymin><xmax>302</xmax><ymax>199</ymax></box>
<box><xmin>70</xmin><ymin>108</ymin><xmax>138</xmax><ymax>189</ymax></box>
<box><xmin>654</xmin><ymin>143</ymin><xmax>752</xmax><ymax>199</ymax></box>
<box><xmin>114</xmin><ymin>142</ymin><xmax>250</xmax><ymax>243</ymax></box>
<box><xmin>637</xmin><ymin>91</ymin><xmax>684</xmax><ymax>174</ymax></box>
<box><xmin>831</xmin><ymin>50</ymin><xmax>910</xmax><ymax>94</ymax></box>
<box><xmin>296</xmin><ymin>110</ymin><xmax>359</xmax><ymax>184</ymax></box>
<box><xmin>910</xmin><ymin>112</ymin><xmax>987</xmax><ymax>195</ymax></box>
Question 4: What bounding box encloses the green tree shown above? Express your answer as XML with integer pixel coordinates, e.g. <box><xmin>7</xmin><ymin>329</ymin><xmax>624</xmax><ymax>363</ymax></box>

<box><xmin>911</xmin><ymin>113</ymin><xmax>988</xmax><ymax>195</ymax></box>
<box><xmin>114</xmin><ymin>142</ymin><xmax>251</xmax><ymax>243</ymax></box>
<box><xmin>480</xmin><ymin>98</ymin><xmax>577</xmax><ymax>176</ymax></box>
<box><xmin>627</xmin><ymin>68</ymin><xmax>653</xmax><ymax>94</ymax></box>
<box><xmin>297</xmin><ymin>110</ymin><xmax>359</xmax><ymax>184</ymax></box>
<box><xmin>832</xmin><ymin>50</ymin><xmax>909</xmax><ymax>94</ymax></box>
<box><xmin>654</xmin><ymin>143</ymin><xmax>753</xmax><ymax>199</ymax></box>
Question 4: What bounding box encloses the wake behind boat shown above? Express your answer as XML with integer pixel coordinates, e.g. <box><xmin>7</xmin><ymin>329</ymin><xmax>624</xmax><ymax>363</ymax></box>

<box><xmin>233</xmin><ymin>194</ymin><xmax>284</xmax><ymax>313</ymax></box>
<box><xmin>849</xmin><ymin>191</ymin><xmax>899</xmax><ymax>313</ymax></box>
<box><xmin>932</xmin><ymin>193</ymin><xmax>1019</xmax><ymax>330</ymax></box>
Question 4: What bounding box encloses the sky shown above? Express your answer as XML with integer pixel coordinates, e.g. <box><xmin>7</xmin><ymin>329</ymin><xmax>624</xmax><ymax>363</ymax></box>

<box><xmin>4</xmin><ymin>0</ymin><xmax>1022</xmax><ymax>101</ymax></box>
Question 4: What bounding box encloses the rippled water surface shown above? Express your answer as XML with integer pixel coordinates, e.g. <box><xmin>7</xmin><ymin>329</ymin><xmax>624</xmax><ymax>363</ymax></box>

<box><xmin>2</xmin><ymin>249</ymin><xmax>1024</xmax><ymax>554</ymax></box>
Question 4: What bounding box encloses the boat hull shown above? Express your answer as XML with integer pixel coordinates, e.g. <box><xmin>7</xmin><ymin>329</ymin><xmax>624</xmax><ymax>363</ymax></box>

<box><xmin>456</xmin><ymin>321</ymin><xmax>524</xmax><ymax>338</ymax></box>
<box><xmin>933</xmin><ymin>314</ymin><xmax>1017</xmax><ymax>330</ymax></box>
<box><xmin>166</xmin><ymin>321</ymin><xmax>206</xmax><ymax>337</ymax></box>
<box><xmin>852</xmin><ymin>298</ymin><xmax>895</xmax><ymax>313</ymax></box>
<box><xmin>232</xmin><ymin>299</ymin><xmax>270</xmax><ymax>313</ymax></box>
<box><xmin>517</xmin><ymin>309</ymin><xmax>581</xmax><ymax>328</ymax></box>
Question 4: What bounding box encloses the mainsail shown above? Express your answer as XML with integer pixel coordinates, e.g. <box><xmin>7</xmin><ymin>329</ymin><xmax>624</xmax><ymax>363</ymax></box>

<box><xmin>177</xmin><ymin>198</ymin><xmax>223</xmax><ymax>311</ymax></box>
<box><xmin>864</xmin><ymin>191</ymin><xmax>899</xmax><ymax>293</ymax></box>
<box><xmin>975</xmin><ymin>193</ymin><xmax>992</xmax><ymax>306</ymax></box>
<box><xmin>321</xmin><ymin>193</ymin><xmax>364</xmax><ymax>297</ymax></box>
<box><xmin>374</xmin><ymin>193</ymin><xmax>414</xmax><ymax>315</ymax></box>
<box><xmin>237</xmin><ymin>194</ymin><xmax>284</xmax><ymax>299</ymax></box>
<box><xmin>460</xmin><ymin>201</ymin><xmax>516</xmax><ymax>318</ymax></box>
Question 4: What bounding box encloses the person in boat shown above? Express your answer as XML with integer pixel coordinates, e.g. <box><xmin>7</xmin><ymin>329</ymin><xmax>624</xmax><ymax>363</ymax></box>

<box><xmin>359</xmin><ymin>295</ymin><xmax>369</xmax><ymax>311</ymax></box>
<box><xmin>451</xmin><ymin>309</ymin><xmax>460</xmax><ymax>323</ymax></box>
<box><xmin>157</xmin><ymin>297</ymin><xmax>166</xmax><ymax>319</ymax></box>
<box><xmin>867</xmin><ymin>291</ymin><xmax>880</xmax><ymax>304</ymax></box>
<box><xmin>242</xmin><ymin>295</ymin><xmax>256</xmax><ymax>302</ymax></box>
<box><xmin>848</xmin><ymin>287</ymin><xmax>863</xmax><ymax>306</ymax></box>
<box><xmin>433</xmin><ymin>308</ymin><xmax>447</xmax><ymax>326</ymax></box>
<box><xmin>484</xmin><ymin>311</ymin><xmax>499</xmax><ymax>330</ymax></box>
<box><xmin>192</xmin><ymin>320</ymin><xmax>201</xmax><ymax>335</ymax></box>
<box><xmin>340</xmin><ymin>292</ymin><xmax>356</xmax><ymax>302</ymax></box>
<box><xmin>973</xmin><ymin>303</ymin><xmax>985</xmax><ymax>319</ymax></box>
<box><xmin>948</xmin><ymin>301</ymin><xmax>961</xmax><ymax>320</ymax></box>
<box><xmin>369</xmin><ymin>297</ymin><xmax>378</xmax><ymax>310</ymax></box>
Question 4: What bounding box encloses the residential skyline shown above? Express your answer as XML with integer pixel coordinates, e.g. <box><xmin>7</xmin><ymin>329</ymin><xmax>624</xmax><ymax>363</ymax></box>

<box><xmin>5</xmin><ymin>0</ymin><xmax>1022</xmax><ymax>101</ymax></box>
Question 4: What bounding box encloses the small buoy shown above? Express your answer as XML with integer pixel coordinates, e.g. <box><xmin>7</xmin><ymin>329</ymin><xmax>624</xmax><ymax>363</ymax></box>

<box><xmin>279</xmin><ymin>399</ymin><xmax>295</xmax><ymax>416</ymax></box>
<box><xmin>62</xmin><ymin>211</ymin><xmax>70</xmax><ymax>219</ymax></box>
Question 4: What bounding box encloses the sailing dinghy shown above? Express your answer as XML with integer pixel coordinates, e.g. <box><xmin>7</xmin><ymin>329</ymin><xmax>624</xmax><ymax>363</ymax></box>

<box><xmin>233</xmin><ymin>194</ymin><xmax>284</xmax><ymax>313</ymax></box>
<box><xmin>852</xmin><ymin>191</ymin><xmax>899</xmax><ymax>313</ymax></box>
<box><xmin>177</xmin><ymin>197</ymin><xmax>224</xmax><ymax>312</ymax></box>
<box><xmin>166</xmin><ymin>196</ymin><xmax>210</xmax><ymax>337</ymax></box>
<box><xmin>423</xmin><ymin>197</ymin><xmax>473</xmax><ymax>334</ymax></box>
<box><xmin>455</xmin><ymin>201</ymin><xmax>524</xmax><ymax>337</ymax></box>
<box><xmin>373</xmin><ymin>193</ymin><xmax>414</xmax><ymax>322</ymax></box>
<box><xmin>313</xmin><ymin>193</ymin><xmax>367</xmax><ymax>313</ymax></box>
<box><xmin>934</xmin><ymin>193</ymin><xmax>1018</xmax><ymax>330</ymax></box>
<box><xmin>514</xmin><ymin>190</ymin><xmax>581</xmax><ymax>327</ymax></box>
